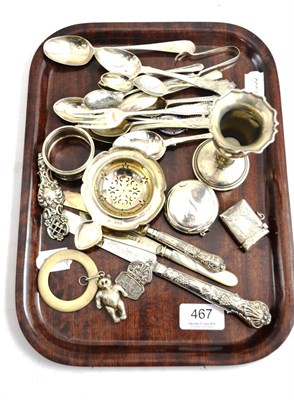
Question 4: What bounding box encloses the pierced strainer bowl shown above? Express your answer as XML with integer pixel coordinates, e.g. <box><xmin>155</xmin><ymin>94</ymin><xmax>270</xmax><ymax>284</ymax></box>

<box><xmin>81</xmin><ymin>147</ymin><xmax>166</xmax><ymax>230</ymax></box>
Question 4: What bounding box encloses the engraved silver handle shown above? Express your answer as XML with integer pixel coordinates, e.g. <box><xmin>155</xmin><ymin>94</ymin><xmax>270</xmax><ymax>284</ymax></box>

<box><xmin>165</xmin><ymin>95</ymin><xmax>219</xmax><ymax>106</ymax></box>
<box><xmin>128</xmin><ymin>116</ymin><xmax>210</xmax><ymax>131</ymax></box>
<box><xmin>153</xmin><ymin>263</ymin><xmax>271</xmax><ymax>328</ymax></box>
<box><xmin>144</xmin><ymin>226</ymin><xmax>226</xmax><ymax>273</ymax></box>
<box><xmin>126</xmin><ymin>102</ymin><xmax>212</xmax><ymax>117</ymax></box>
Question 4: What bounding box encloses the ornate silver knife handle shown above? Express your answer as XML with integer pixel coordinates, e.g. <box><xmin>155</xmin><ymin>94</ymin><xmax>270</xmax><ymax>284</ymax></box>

<box><xmin>143</xmin><ymin>226</ymin><xmax>226</xmax><ymax>273</ymax></box>
<box><xmin>153</xmin><ymin>263</ymin><xmax>271</xmax><ymax>329</ymax></box>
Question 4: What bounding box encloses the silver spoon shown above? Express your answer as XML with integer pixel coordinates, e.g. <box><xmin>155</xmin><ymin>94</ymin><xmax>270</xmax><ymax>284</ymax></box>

<box><xmin>85</xmin><ymin>64</ymin><xmax>208</xmax><ymax>109</ymax></box>
<box><xmin>95</xmin><ymin>47</ymin><xmax>235</xmax><ymax>95</ymax></box>
<box><xmin>43</xmin><ymin>35</ymin><xmax>197</xmax><ymax>66</ymax></box>
<box><xmin>98</xmin><ymin>62</ymin><xmax>208</xmax><ymax>93</ymax></box>
<box><xmin>134</xmin><ymin>74</ymin><xmax>235</xmax><ymax>97</ymax></box>
<box><xmin>99</xmin><ymin>69</ymin><xmax>223</xmax><ymax>97</ymax></box>
<box><xmin>84</xmin><ymin>88</ymin><xmax>139</xmax><ymax>109</ymax></box>
<box><xmin>118</xmin><ymin>92</ymin><xmax>218</xmax><ymax>112</ymax></box>
<box><xmin>90</xmin><ymin>79</ymin><xmax>205</xmax><ymax>109</ymax></box>
<box><xmin>84</xmin><ymin>89</ymin><xmax>125</xmax><ymax>109</ymax></box>
<box><xmin>99</xmin><ymin>72</ymin><xmax>134</xmax><ymax>92</ymax></box>
<box><xmin>53</xmin><ymin>97</ymin><xmax>93</xmax><ymax>122</ymax></box>
<box><xmin>98</xmin><ymin>68</ymin><xmax>230</xmax><ymax>97</ymax></box>
<box><xmin>78</xmin><ymin>115</ymin><xmax>210</xmax><ymax>137</ymax></box>
<box><xmin>98</xmin><ymin>72</ymin><xmax>184</xmax><ymax>94</ymax></box>
<box><xmin>88</xmin><ymin>71</ymin><xmax>221</xmax><ymax>111</ymax></box>
<box><xmin>112</xmin><ymin>130</ymin><xmax>212</xmax><ymax>160</ymax></box>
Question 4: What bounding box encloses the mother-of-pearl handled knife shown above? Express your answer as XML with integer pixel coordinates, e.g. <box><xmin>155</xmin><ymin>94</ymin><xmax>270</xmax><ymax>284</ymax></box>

<box><xmin>102</xmin><ymin>230</ymin><xmax>238</xmax><ymax>287</ymax></box>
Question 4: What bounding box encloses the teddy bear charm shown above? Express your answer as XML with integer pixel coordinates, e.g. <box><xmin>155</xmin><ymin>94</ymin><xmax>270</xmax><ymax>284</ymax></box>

<box><xmin>95</xmin><ymin>273</ymin><xmax>128</xmax><ymax>323</ymax></box>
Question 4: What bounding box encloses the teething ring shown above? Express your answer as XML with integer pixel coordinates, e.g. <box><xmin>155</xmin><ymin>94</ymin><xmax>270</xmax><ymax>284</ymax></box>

<box><xmin>37</xmin><ymin>249</ymin><xmax>98</xmax><ymax>312</ymax></box>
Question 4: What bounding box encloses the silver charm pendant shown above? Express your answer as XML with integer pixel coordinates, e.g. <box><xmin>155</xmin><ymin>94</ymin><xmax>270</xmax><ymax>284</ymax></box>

<box><xmin>115</xmin><ymin>260</ymin><xmax>153</xmax><ymax>300</ymax></box>
<box><xmin>220</xmin><ymin>199</ymin><xmax>269</xmax><ymax>251</ymax></box>
<box><xmin>37</xmin><ymin>153</ymin><xmax>69</xmax><ymax>241</ymax></box>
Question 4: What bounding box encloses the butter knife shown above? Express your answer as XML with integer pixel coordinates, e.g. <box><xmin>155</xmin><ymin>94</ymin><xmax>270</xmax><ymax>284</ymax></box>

<box><xmin>138</xmin><ymin>225</ymin><xmax>226</xmax><ymax>273</ymax></box>
<box><xmin>102</xmin><ymin>230</ymin><xmax>238</xmax><ymax>287</ymax></box>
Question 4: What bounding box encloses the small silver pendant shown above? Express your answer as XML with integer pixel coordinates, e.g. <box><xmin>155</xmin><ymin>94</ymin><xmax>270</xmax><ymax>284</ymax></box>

<box><xmin>115</xmin><ymin>260</ymin><xmax>153</xmax><ymax>300</ymax></box>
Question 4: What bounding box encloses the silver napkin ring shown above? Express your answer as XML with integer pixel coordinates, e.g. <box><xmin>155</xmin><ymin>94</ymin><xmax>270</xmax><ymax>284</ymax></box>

<box><xmin>42</xmin><ymin>125</ymin><xmax>95</xmax><ymax>181</ymax></box>
<box><xmin>220</xmin><ymin>199</ymin><xmax>269</xmax><ymax>251</ymax></box>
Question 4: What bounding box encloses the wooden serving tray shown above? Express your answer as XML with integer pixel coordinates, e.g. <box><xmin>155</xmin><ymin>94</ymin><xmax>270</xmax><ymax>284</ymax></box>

<box><xmin>16</xmin><ymin>22</ymin><xmax>294</xmax><ymax>366</ymax></box>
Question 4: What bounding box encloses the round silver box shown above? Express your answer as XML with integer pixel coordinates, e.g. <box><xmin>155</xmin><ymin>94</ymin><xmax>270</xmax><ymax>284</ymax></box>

<box><xmin>164</xmin><ymin>180</ymin><xmax>219</xmax><ymax>235</ymax></box>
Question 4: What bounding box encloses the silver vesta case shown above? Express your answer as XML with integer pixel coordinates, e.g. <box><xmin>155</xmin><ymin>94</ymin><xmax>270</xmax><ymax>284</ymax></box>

<box><xmin>220</xmin><ymin>199</ymin><xmax>269</xmax><ymax>251</ymax></box>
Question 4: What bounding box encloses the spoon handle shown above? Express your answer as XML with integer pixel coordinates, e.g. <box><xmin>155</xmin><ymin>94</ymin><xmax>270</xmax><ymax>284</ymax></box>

<box><xmin>164</xmin><ymin>133</ymin><xmax>213</xmax><ymax>147</ymax></box>
<box><xmin>162</xmin><ymin>74</ymin><xmax>221</xmax><ymax>95</ymax></box>
<box><xmin>126</xmin><ymin>102</ymin><xmax>212</xmax><ymax>118</ymax></box>
<box><xmin>117</xmin><ymin>40</ymin><xmax>196</xmax><ymax>55</ymax></box>
<box><xmin>128</xmin><ymin>116</ymin><xmax>211</xmax><ymax>131</ymax></box>
<box><xmin>166</xmin><ymin>95</ymin><xmax>219</xmax><ymax>106</ymax></box>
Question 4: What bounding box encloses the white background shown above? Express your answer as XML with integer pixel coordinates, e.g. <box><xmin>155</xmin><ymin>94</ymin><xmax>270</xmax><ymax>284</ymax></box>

<box><xmin>1</xmin><ymin>1</ymin><xmax>293</xmax><ymax>399</ymax></box>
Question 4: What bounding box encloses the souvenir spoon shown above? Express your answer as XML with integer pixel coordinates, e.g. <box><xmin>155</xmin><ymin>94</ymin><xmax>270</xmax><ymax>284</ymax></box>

<box><xmin>84</xmin><ymin>88</ymin><xmax>139</xmax><ymax>109</ymax></box>
<box><xmin>134</xmin><ymin>74</ymin><xmax>235</xmax><ymax>97</ymax></box>
<box><xmin>78</xmin><ymin>115</ymin><xmax>210</xmax><ymax>137</ymax></box>
<box><xmin>97</xmin><ymin>63</ymin><xmax>208</xmax><ymax>94</ymax></box>
<box><xmin>88</xmin><ymin>71</ymin><xmax>220</xmax><ymax>110</ymax></box>
<box><xmin>99</xmin><ymin>69</ymin><xmax>223</xmax><ymax>97</ymax></box>
<box><xmin>85</xmin><ymin>82</ymin><xmax>210</xmax><ymax>111</ymax></box>
<box><xmin>98</xmin><ymin>66</ymin><xmax>232</xmax><ymax>97</ymax></box>
<box><xmin>118</xmin><ymin>92</ymin><xmax>218</xmax><ymax>112</ymax></box>
<box><xmin>84</xmin><ymin>89</ymin><xmax>125</xmax><ymax>109</ymax></box>
<box><xmin>112</xmin><ymin>130</ymin><xmax>212</xmax><ymax>160</ymax></box>
<box><xmin>94</xmin><ymin>47</ymin><xmax>200</xmax><ymax>79</ymax></box>
<box><xmin>43</xmin><ymin>35</ymin><xmax>197</xmax><ymax>66</ymax></box>
<box><xmin>95</xmin><ymin>47</ymin><xmax>235</xmax><ymax>95</ymax></box>
<box><xmin>94</xmin><ymin>63</ymin><xmax>215</xmax><ymax>105</ymax></box>
<box><xmin>99</xmin><ymin>72</ymin><xmax>187</xmax><ymax>94</ymax></box>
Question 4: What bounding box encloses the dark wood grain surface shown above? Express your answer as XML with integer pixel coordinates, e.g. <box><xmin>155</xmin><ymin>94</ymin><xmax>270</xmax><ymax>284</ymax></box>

<box><xmin>15</xmin><ymin>22</ymin><xmax>294</xmax><ymax>366</ymax></box>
